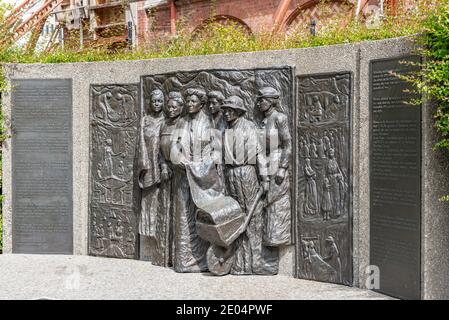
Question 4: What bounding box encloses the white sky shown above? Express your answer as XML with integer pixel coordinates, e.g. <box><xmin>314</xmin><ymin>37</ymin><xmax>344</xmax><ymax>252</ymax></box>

<box><xmin>0</xmin><ymin>0</ymin><xmax>42</xmax><ymax>7</ymax></box>
<box><xmin>2</xmin><ymin>0</ymin><xmax>48</xmax><ymax>24</ymax></box>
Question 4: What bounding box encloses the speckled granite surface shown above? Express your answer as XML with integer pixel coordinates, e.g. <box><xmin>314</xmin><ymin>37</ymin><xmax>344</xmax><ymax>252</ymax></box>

<box><xmin>0</xmin><ymin>254</ymin><xmax>392</xmax><ymax>300</ymax></box>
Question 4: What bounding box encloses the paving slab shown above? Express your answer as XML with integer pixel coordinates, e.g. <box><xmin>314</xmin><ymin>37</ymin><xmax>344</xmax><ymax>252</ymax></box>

<box><xmin>0</xmin><ymin>254</ymin><xmax>392</xmax><ymax>300</ymax></box>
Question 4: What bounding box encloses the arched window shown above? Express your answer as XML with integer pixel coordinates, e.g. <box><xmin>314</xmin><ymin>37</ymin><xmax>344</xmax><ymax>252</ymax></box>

<box><xmin>193</xmin><ymin>15</ymin><xmax>252</xmax><ymax>35</ymax></box>
<box><xmin>284</xmin><ymin>0</ymin><xmax>354</xmax><ymax>35</ymax></box>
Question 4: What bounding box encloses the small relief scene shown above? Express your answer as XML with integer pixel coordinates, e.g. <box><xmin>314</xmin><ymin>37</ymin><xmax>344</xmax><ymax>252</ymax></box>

<box><xmin>296</xmin><ymin>72</ymin><xmax>352</xmax><ymax>286</ymax></box>
<box><xmin>89</xmin><ymin>84</ymin><xmax>140</xmax><ymax>259</ymax></box>
<box><xmin>138</xmin><ymin>67</ymin><xmax>294</xmax><ymax>275</ymax></box>
<box><xmin>298</xmin><ymin>73</ymin><xmax>350</xmax><ymax>123</ymax></box>
<box><xmin>300</xmin><ymin>231</ymin><xmax>348</xmax><ymax>285</ymax></box>
<box><xmin>298</xmin><ymin>128</ymin><xmax>349</xmax><ymax>222</ymax></box>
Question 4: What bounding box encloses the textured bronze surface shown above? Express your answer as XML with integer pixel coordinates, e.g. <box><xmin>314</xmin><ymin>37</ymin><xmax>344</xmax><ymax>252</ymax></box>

<box><xmin>139</xmin><ymin>67</ymin><xmax>294</xmax><ymax>275</ymax></box>
<box><xmin>295</xmin><ymin>72</ymin><xmax>353</xmax><ymax>285</ymax></box>
<box><xmin>89</xmin><ymin>84</ymin><xmax>140</xmax><ymax>259</ymax></box>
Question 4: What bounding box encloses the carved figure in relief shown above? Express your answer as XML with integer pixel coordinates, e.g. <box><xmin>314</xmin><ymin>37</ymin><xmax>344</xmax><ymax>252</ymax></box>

<box><xmin>317</xmin><ymin>137</ymin><xmax>326</xmax><ymax>159</ymax></box>
<box><xmin>325</xmin><ymin>148</ymin><xmax>347</xmax><ymax>218</ymax></box>
<box><xmin>155</xmin><ymin>91</ymin><xmax>186</xmax><ymax>267</ymax></box>
<box><xmin>170</xmin><ymin>87</ymin><xmax>213</xmax><ymax>273</ymax></box>
<box><xmin>126</xmin><ymin>227</ymin><xmax>136</xmax><ymax>256</ymax></box>
<box><xmin>207</xmin><ymin>91</ymin><xmax>227</xmax><ymax>134</ymax></box>
<box><xmin>303</xmin><ymin>158</ymin><xmax>319</xmax><ymax>216</ymax></box>
<box><xmin>115</xmin><ymin>219</ymin><xmax>124</xmax><ymax>242</ymax></box>
<box><xmin>93</xmin><ymin>220</ymin><xmax>105</xmax><ymax>251</ymax></box>
<box><xmin>325</xmin><ymin>95</ymin><xmax>340</xmax><ymax>120</ymax></box>
<box><xmin>323</xmin><ymin>236</ymin><xmax>342</xmax><ymax>283</ymax></box>
<box><xmin>323</xmin><ymin>132</ymin><xmax>332</xmax><ymax>154</ymax></box>
<box><xmin>207</xmin><ymin>90</ymin><xmax>227</xmax><ymax>188</ymax></box>
<box><xmin>102</xmin><ymin>87</ymin><xmax>136</xmax><ymax>123</ymax></box>
<box><xmin>321</xmin><ymin>177</ymin><xmax>332</xmax><ymax>221</ymax></box>
<box><xmin>107</xmin><ymin>221</ymin><xmax>114</xmax><ymax>239</ymax></box>
<box><xmin>309</xmin><ymin>95</ymin><xmax>324</xmax><ymax>122</ymax></box>
<box><xmin>310</xmin><ymin>141</ymin><xmax>318</xmax><ymax>158</ymax></box>
<box><xmin>256</xmin><ymin>87</ymin><xmax>292</xmax><ymax>247</ymax></box>
<box><xmin>222</xmin><ymin>95</ymin><xmax>277</xmax><ymax>274</ymax></box>
<box><xmin>104</xmin><ymin>138</ymin><xmax>122</xmax><ymax>176</ymax></box>
<box><xmin>137</xmin><ymin>89</ymin><xmax>167</xmax><ymax>241</ymax></box>
<box><xmin>117</xmin><ymin>160</ymin><xmax>126</xmax><ymax>179</ymax></box>
<box><xmin>94</xmin><ymin>182</ymin><xmax>106</xmax><ymax>203</ymax></box>
<box><xmin>302</xmin><ymin>240</ymin><xmax>337</xmax><ymax>282</ymax></box>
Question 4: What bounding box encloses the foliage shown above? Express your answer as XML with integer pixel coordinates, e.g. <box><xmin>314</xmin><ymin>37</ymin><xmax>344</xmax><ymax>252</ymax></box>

<box><xmin>410</xmin><ymin>0</ymin><xmax>449</xmax><ymax>200</ymax></box>
<box><xmin>0</xmin><ymin>1</ymin><xmax>432</xmax><ymax>64</ymax></box>
<box><xmin>409</xmin><ymin>1</ymin><xmax>449</xmax><ymax>153</ymax></box>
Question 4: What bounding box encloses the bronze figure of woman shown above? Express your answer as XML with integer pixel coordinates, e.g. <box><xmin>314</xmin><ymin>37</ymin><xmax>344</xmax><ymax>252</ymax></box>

<box><xmin>170</xmin><ymin>87</ymin><xmax>212</xmax><ymax>273</ymax></box>
<box><xmin>159</xmin><ymin>91</ymin><xmax>185</xmax><ymax>267</ymax></box>
<box><xmin>137</xmin><ymin>89</ymin><xmax>168</xmax><ymax>265</ymax></box>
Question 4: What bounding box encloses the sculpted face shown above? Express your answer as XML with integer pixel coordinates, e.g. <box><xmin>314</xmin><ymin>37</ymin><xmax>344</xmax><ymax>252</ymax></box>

<box><xmin>208</xmin><ymin>98</ymin><xmax>221</xmax><ymax>115</ymax></box>
<box><xmin>167</xmin><ymin>99</ymin><xmax>183</xmax><ymax>119</ymax></box>
<box><xmin>186</xmin><ymin>94</ymin><xmax>202</xmax><ymax>114</ymax></box>
<box><xmin>150</xmin><ymin>94</ymin><xmax>164</xmax><ymax>113</ymax></box>
<box><xmin>257</xmin><ymin>97</ymin><xmax>271</xmax><ymax>112</ymax></box>
<box><xmin>223</xmin><ymin>108</ymin><xmax>239</xmax><ymax>123</ymax></box>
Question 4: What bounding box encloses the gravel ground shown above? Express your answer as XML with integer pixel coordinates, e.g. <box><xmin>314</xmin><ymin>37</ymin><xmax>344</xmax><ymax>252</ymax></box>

<box><xmin>0</xmin><ymin>254</ymin><xmax>392</xmax><ymax>300</ymax></box>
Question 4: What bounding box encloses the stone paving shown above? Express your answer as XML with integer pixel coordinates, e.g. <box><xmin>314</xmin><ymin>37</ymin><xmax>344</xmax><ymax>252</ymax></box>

<box><xmin>0</xmin><ymin>254</ymin><xmax>392</xmax><ymax>300</ymax></box>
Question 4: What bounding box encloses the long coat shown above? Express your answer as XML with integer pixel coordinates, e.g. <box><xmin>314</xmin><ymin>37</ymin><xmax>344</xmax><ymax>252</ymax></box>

<box><xmin>261</xmin><ymin>109</ymin><xmax>292</xmax><ymax>246</ymax></box>
<box><xmin>170</xmin><ymin>109</ymin><xmax>213</xmax><ymax>272</ymax></box>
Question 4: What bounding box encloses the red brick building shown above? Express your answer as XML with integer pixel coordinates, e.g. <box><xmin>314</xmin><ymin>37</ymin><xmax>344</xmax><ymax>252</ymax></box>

<box><xmin>135</xmin><ymin>0</ymin><xmax>388</xmax><ymax>45</ymax></box>
<box><xmin>48</xmin><ymin>1</ymin><xmax>411</xmax><ymax>49</ymax></box>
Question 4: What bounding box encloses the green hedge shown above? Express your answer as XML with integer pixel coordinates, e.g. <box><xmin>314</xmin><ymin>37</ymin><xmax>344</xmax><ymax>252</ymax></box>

<box><xmin>403</xmin><ymin>1</ymin><xmax>449</xmax><ymax>200</ymax></box>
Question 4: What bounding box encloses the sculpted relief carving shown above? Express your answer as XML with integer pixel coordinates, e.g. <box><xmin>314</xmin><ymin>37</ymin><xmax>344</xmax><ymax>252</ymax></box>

<box><xmin>295</xmin><ymin>72</ymin><xmax>352</xmax><ymax>285</ymax></box>
<box><xmin>138</xmin><ymin>68</ymin><xmax>294</xmax><ymax>275</ymax></box>
<box><xmin>87</xmin><ymin>68</ymin><xmax>353</xmax><ymax>283</ymax></box>
<box><xmin>89</xmin><ymin>84</ymin><xmax>140</xmax><ymax>259</ymax></box>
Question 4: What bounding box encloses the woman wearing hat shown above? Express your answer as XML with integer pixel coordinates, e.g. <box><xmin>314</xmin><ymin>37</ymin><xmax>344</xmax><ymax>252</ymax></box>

<box><xmin>256</xmin><ymin>87</ymin><xmax>292</xmax><ymax>247</ymax></box>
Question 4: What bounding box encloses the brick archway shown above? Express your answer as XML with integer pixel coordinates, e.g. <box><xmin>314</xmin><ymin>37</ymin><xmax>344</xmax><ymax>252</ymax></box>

<box><xmin>282</xmin><ymin>0</ymin><xmax>355</xmax><ymax>34</ymax></box>
<box><xmin>193</xmin><ymin>15</ymin><xmax>253</xmax><ymax>35</ymax></box>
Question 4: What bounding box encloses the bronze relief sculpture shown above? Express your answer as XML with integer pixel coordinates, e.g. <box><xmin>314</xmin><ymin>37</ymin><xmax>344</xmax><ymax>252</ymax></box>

<box><xmin>137</xmin><ymin>89</ymin><xmax>169</xmax><ymax>266</ymax></box>
<box><xmin>89</xmin><ymin>84</ymin><xmax>139</xmax><ymax>259</ymax></box>
<box><xmin>295</xmin><ymin>72</ymin><xmax>352</xmax><ymax>285</ymax></box>
<box><xmin>88</xmin><ymin>67</ymin><xmax>352</xmax><ymax>283</ymax></box>
<box><xmin>136</xmin><ymin>68</ymin><xmax>294</xmax><ymax>275</ymax></box>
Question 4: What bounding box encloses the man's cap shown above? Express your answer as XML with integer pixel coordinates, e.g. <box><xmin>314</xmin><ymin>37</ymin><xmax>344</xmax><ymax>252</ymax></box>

<box><xmin>256</xmin><ymin>87</ymin><xmax>280</xmax><ymax>99</ymax></box>
<box><xmin>221</xmin><ymin>96</ymin><xmax>246</xmax><ymax>112</ymax></box>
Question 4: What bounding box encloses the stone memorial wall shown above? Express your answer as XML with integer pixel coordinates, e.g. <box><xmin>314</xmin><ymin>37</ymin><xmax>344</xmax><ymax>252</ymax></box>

<box><xmin>3</xmin><ymin>37</ymin><xmax>449</xmax><ymax>299</ymax></box>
